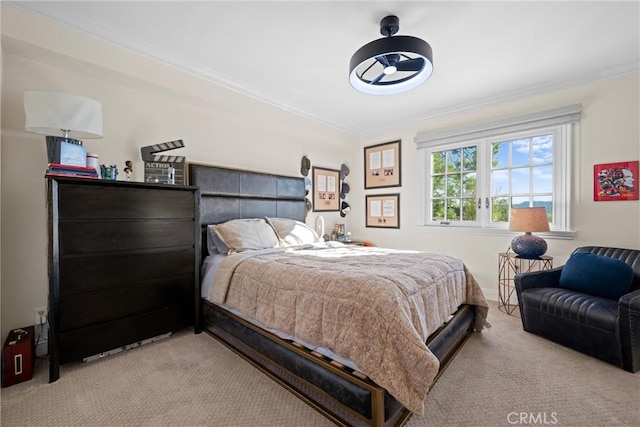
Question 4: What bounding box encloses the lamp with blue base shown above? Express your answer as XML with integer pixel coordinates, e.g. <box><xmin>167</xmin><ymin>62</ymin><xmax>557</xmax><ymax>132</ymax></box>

<box><xmin>509</xmin><ymin>207</ymin><xmax>550</xmax><ymax>259</ymax></box>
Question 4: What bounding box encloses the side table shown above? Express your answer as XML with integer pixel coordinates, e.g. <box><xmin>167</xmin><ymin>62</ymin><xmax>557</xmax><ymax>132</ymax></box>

<box><xmin>498</xmin><ymin>253</ymin><xmax>553</xmax><ymax>316</ymax></box>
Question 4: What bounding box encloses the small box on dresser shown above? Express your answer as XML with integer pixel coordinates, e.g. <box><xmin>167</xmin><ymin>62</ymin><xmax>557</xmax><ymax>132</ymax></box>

<box><xmin>46</xmin><ymin>177</ymin><xmax>200</xmax><ymax>382</ymax></box>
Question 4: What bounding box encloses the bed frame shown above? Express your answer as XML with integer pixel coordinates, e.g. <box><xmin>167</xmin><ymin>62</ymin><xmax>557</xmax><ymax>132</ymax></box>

<box><xmin>188</xmin><ymin>163</ymin><xmax>478</xmax><ymax>427</ymax></box>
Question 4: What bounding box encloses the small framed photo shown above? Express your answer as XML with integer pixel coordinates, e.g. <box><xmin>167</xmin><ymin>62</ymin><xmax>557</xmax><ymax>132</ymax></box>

<box><xmin>593</xmin><ymin>161</ymin><xmax>638</xmax><ymax>201</ymax></box>
<box><xmin>366</xmin><ymin>193</ymin><xmax>400</xmax><ymax>228</ymax></box>
<box><xmin>312</xmin><ymin>166</ymin><xmax>340</xmax><ymax>212</ymax></box>
<box><xmin>364</xmin><ymin>140</ymin><xmax>401</xmax><ymax>189</ymax></box>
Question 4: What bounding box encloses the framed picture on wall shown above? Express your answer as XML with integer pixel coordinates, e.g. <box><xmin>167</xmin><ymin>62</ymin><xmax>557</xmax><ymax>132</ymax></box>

<box><xmin>312</xmin><ymin>166</ymin><xmax>340</xmax><ymax>212</ymax></box>
<box><xmin>593</xmin><ymin>161</ymin><xmax>638</xmax><ymax>201</ymax></box>
<box><xmin>366</xmin><ymin>193</ymin><xmax>400</xmax><ymax>228</ymax></box>
<box><xmin>364</xmin><ymin>140</ymin><xmax>401</xmax><ymax>189</ymax></box>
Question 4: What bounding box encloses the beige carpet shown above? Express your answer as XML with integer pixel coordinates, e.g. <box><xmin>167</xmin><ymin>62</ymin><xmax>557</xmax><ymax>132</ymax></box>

<box><xmin>2</xmin><ymin>301</ymin><xmax>639</xmax><ymax>427</ymax></box>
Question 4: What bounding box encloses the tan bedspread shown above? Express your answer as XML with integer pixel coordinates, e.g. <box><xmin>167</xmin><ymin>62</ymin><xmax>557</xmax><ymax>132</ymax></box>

<box><xmin>209</xmin><ymin>244</ymin><xmax>488</xmax><ymax>414</ymax></box>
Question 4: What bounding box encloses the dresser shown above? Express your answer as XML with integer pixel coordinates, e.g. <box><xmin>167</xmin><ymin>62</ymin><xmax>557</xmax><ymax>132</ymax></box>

<box><xmin>47</xmin><ymin>177</ymin><xmax>200</xmax><ymax>382</ymax></box>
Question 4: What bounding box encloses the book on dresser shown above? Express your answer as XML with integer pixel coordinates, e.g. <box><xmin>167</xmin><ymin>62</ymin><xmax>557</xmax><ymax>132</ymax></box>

<box><xmin>46</xmin><ymin>176</ymin><xmax>200</xmax><ymax>382</ymax></box>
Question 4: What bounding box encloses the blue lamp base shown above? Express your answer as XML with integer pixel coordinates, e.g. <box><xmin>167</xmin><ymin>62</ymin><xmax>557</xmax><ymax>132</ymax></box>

<box><xmin>511</xmin><ymin>232</ymin><xmax>548</xmax><ymax>259</ymax></box>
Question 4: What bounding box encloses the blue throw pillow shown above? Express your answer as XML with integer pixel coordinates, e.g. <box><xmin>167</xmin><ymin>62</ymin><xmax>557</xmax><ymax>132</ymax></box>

<box><xmin>559</xmin><ymin>252</ymin><xmax>634</xmax><ymax>300</ymax></box>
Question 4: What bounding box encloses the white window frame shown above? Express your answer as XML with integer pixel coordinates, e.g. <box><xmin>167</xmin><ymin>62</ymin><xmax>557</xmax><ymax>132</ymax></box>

<box><xmin>415</xmin><ymin>105</ymin><xmax>581</xmax><ymax>238</ymax></box>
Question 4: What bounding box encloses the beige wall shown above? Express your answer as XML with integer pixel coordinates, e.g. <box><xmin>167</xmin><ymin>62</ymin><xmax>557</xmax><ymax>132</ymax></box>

<box><xmin>0</xmin><ymin>6</ymin><xmax>356</xmax><ymax>338</ymax></box>
<box><xmin>348</xmin><ymin>73</ymin><xmax>640</xmax><ymax>299</ymax></box>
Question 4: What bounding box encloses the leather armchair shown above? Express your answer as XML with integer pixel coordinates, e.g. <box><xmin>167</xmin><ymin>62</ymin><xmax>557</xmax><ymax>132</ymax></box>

<box><xmin>515</xmin><ymin>246</ymin><xmax>640</xmax><ymax>373</ymax></box>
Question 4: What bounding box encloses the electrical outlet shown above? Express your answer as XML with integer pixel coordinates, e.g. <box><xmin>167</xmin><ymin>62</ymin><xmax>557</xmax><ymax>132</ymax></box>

<box><xmin>34</xmin><ymin>306</ymin><xmax>47</xmax><ymax>325</ymax></box>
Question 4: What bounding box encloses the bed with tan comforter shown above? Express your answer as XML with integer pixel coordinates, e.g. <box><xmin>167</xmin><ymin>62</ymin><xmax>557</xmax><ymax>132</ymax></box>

<box><xmin>205</xmin><ymin>243</ymin><xmax>488</xmax><ymax>414</ymax></box>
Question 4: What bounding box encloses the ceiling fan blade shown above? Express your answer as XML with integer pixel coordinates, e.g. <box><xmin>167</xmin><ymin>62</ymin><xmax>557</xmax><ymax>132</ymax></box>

<box><xmin>375</xmin><ymin>55</ymin><xmax>390</xmax><ymax>67</ymax></box>
<box><xmin>396</xmin><ymin>57</ymin><xmax>425</xmax><ymax>72</ymax></box>
<box><xmin>371</xmin><ymin>73</ymin><xmax>385</xmax><ymax>84</ymax></box>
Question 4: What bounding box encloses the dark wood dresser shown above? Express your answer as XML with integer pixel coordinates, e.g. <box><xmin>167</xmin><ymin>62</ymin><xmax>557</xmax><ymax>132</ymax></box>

<box><xmin>46</xmin><ymin>177</ymin><xmax>200</xmax><ymax>382</ymax></box>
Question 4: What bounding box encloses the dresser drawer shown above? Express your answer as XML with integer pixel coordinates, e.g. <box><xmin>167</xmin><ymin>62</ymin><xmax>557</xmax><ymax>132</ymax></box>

<box><xmin>59</xmin><ymin>248</ymin><xmax>194</xmax><ymax>293</ymax></box>
<box><xmin>58</xmin><ymin>184</ymin><xmax>194</xmax><ymax>220</ymax></box>
<box><xmin>59</xmin><ymin>220</ymin><xmax>194</xmax><ymax>255</ymax></box>
<box><xmin>59</xmin><ymin>304</ymin><xmax>192</xmax><ymax>363</ymax></box>
<box><xmin>59</xmin><ymin>275</ymin><xmax>193</xmax><ymax>331</ymax></box>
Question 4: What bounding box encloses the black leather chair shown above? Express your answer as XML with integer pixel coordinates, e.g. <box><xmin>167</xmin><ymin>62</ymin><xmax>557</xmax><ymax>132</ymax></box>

<box><xmin>515</xmin><ymin>246</ymin><xmax>640</xmax><ymax>372</ymax></box>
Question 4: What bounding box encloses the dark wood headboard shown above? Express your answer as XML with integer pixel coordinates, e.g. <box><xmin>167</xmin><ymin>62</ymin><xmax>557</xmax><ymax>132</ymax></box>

<box><xmin>187</xmin><ymin>163</ymin><xmax>306</xmax><ymax>227</ymax></box>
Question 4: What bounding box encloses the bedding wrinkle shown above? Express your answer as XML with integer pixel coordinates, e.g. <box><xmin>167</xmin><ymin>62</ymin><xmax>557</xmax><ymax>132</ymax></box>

<box><xmin>208</xmin><ymin>245</ymin><xmax>488</xmax><ymax>414</ymax></box>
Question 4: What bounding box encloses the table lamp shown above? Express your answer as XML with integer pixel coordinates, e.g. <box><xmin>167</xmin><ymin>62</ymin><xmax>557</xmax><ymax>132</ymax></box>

<box><xmin>24</xmin><ymin>91</ymin><xmax>103</xmax><ymax>166</ymax></box>
<box><xmin>509</xmin><ymin>207</ymin><xmax>550</xmax><ymax>258</ymax></box>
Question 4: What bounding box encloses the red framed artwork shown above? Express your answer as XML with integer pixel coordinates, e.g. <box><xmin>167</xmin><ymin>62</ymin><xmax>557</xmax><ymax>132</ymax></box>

<box><xmin>593</xmin><ymin>161</ymin><xmax>638</xmax><ymax>201</ymax></box>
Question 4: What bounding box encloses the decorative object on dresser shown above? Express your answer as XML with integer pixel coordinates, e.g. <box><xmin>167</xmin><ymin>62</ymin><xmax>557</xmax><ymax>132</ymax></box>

<box><xmin>23</xmin><ymin>90</ymin><xmax>103</xmax><ymax>166</ymax></box>
<box><xmin>508</xmin><ymin>207</ymin><xmax>550</xmax><ymax>258</ymax></box>
<box><xmin>141</xmin><ymin>139</ymin><xmax>187</xmax><ymax>184</ymax></box>
<box><xmin>46</xmin><ymin>176</ymin><xmax>200</xmax><ymax>382</ymax></box>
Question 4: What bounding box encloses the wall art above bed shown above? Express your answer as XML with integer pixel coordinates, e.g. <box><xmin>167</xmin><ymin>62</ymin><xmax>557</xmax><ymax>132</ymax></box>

<box><xmin>312</xmin><ymin>166</ymin><xmax>340</xmax><ymax>212</ymax></box>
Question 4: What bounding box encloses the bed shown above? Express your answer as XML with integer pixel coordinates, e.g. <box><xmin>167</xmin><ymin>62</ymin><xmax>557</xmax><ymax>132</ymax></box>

<box><xmin>188</xmin><ymin>163</ymin><xmax>488</xmax><ymax>427</ymax></box>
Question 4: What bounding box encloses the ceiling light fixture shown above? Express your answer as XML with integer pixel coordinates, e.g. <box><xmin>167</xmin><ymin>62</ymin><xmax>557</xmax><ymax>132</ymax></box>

<box><xmin>349</xmin><ymin>15</ymin><xmax>433</xmax><ymax>95</ymax></box>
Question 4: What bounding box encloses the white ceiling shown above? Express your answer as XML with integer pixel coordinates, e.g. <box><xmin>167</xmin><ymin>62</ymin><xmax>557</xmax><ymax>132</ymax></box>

<box><xmin>10</xmin><ymin>1</ymin><xmax>640</xmax><ymax>136</ymax></box>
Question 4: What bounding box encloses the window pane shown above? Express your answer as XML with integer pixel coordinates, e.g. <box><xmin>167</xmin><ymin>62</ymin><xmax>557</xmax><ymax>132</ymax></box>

<box><xmin>492</xmin><ymin>170</ymin><xmax>509</xmax><ymax>195</ymax></box>
<box><xmin>532</xmin><ymin>134</ymin><xmax>553</xmax><ymax>164</ymax></box>
<box><xmin>511</xmin><ymin>196</ymin><xmax>529</xmax><ymax>208</ymax></box>
<box><xmin>491</xmin><ymin>197</ymin><xmax>509</xmax><ymax>222</ymax></box>
<box><xmin>463</xmin><ymin>146</ymin><xmax>477</xmax><ymax>171</ymax></box>
<box><xmin>511</xmin><ymin>168</ymin><xmax>530</xmax><ymax>194</ymax></box>
<box><xmin>446</xmin><ymin>199</ymin><xmax>460</xmax><ymax>220</ymax></box>
<box><xmin>512</xmin><ymin>138</ymin><xmax>530</xmax><ymax>166</ymax></box>
<box><xmin>533</xmin><ymin>165</ymin><xmax>553</xmax><ymax>193</ymax></box>
<box><xmin>462</xmin><ymin>172</ymin><xmax>476</xmax><ymax>196</ymax></box>
<box><xmin>492</xmin><ymin>142</ymin><xmax>508</xmax><ymax>169</ymax></box>
<box><xmin>462</xmin><ymin>198</ymin><xmax>476</xmax><ymax>221</ymax></box>
<box><xmin>432</xmin><ymin>151</ymin><xmax>445</xmax><ymax>174</ymax></box>
<box><xmin>433</xmin><ymin>175</ymin><xmax>445</xmax><ymax>197</ymax></box>
<box><xmin>447</xmin><ymin>149</ymin><xmax>461</xmax><ymax>172</ymax></box>
<box><xmin>432</xmin><ymin>199</ymin><xmax>445</xmax><ymax>221</ymax></box>
<box><xmin>447</xmin><ymin>175</ymin><xmax>461</xmax><ymax>197</ymax></box>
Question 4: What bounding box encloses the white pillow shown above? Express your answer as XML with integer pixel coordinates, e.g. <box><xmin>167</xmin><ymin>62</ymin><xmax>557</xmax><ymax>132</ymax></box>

<box><xmin>206</xmin><ymin>225</ymin><xmax>230</xmax><ymax>255</ymax></box>
<box><xmin>266</xmin><ymin>217</ymin><xmax>320</xmax><ymax>246</ymax></box>
<box><xmin>211</xmin><ymin>219</ymin><xmax>280</xmax><ymax>254</ymax></box>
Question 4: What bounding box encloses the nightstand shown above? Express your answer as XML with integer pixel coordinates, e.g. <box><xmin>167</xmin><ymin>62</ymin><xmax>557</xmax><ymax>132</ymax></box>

<box><xmin>498</xmin><ymin>253</ymin><xmax>553</xmax><ymax>316</ymax></box>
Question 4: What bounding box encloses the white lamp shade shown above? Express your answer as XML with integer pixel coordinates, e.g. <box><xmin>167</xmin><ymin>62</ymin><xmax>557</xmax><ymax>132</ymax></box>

<box><xmin>24</xmin><ymin>91</ymin><xmax>103</xmax><ymax>139</ymax></box>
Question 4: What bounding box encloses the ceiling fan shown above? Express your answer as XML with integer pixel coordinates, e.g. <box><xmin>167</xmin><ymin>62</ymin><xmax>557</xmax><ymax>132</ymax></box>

<box><xmin>349</xmin><ymin>15</ymin><xmax>433</xmax><ymax>95</ymax></box>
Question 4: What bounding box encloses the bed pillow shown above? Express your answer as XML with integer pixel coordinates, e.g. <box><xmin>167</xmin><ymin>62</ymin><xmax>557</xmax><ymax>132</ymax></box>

<box><xmin>211</xmin><ymin>218</ymin><xmax>280</xmax><ymax>254</ymax></box>
<box><xmin>205</xmin><ymin>225</ymin><xmax>230</xmax><ymax>255</ymax></box>
<box><xmin>559</xmin><ymin>252</ymin><xmax>634</xmax><ymax>300</ymax></box>
<box><xmin>266</xmin><ymin>217</ymin><xmax>320</xmax><ymax>246</ymax></box>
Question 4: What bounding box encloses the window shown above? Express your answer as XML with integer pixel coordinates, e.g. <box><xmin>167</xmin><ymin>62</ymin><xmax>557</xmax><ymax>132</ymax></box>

<box><xmin>415</xmin><ymin>105</ymin><xmax>581</xmax><ymax>234</ymax></box>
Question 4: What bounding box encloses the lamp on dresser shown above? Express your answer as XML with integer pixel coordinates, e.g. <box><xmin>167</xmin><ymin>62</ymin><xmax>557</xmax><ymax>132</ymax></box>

<box><xmin>23</xmin><ymin>90</ymin><xmax>103</xmax><ymax>166</ymax></box>
<box><xmin>509</xmin><ymin>207</ymin><xmax>550</xmax><ymax>258</ymax></box>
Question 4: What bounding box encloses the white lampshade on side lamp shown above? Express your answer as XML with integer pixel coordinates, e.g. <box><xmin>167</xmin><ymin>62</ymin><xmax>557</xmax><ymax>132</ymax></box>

<box><xmin>509</xmin><ymin>207</ymin><xmax>550</xmax><ymax>259</ymax></box>
<box><xmin>24</xmin><ymin>91</ymin><xmax>103</xmax><ymax>165</ymax></box>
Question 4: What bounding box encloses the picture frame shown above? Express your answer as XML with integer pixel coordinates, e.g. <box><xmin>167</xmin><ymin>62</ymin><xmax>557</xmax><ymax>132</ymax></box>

<box><xmin>364</xmin><ymin>140</ymin><xmax>401</xmax><ymax>189</ymax></box>
<box><xmin>593</xmin><ymin>161</ymin><xmax>638</xmax><ymax>201</ymax></box>
<box><xmin>366</xmin><ymin>193</ymin><xmax>400</xmax><ymax>228</ymax></box>
<box><xmin>312</xmin><ymin>166</ymin><xmax>340</xmax><ymax>212</ymax></box>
